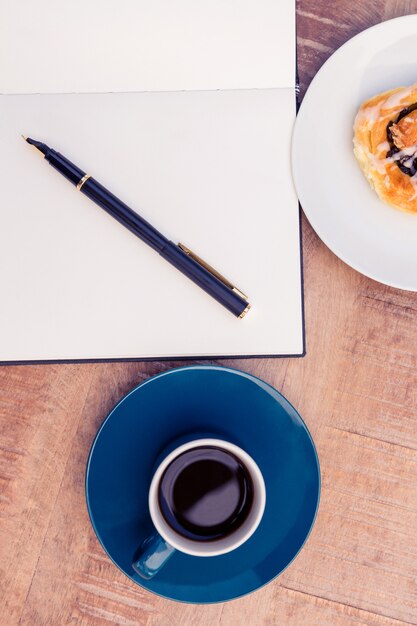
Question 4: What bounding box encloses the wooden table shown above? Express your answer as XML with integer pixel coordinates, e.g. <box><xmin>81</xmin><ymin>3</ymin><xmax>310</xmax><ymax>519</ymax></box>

<box><xmin>2</xmin><ymin>2</ymin><xmax>417</xmax><ymax>624</ymax></box>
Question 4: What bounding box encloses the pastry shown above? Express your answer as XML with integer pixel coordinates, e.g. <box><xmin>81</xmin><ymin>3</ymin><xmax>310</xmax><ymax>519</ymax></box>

<box><xmin>353</xmin><ymin>82</ymin><xmax>417</xmax><ymax>213</ymax></box>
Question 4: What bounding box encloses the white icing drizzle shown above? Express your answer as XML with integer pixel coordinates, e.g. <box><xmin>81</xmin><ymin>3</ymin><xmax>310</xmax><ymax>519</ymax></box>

<box><xmin>387</xmin><ymin>146</ymin><xmax>417</xmax><ymax>162</ymax></box>
<box><xmin>369</xmin><ymin>151</ymin><xmax>389</xmax><ymax>174</ymax></box>
<box><xmin>357</xmin><ymin>104</ymin><xmax>382</xmax><ymax>125</ymax></box>
<box><xmin>376</xmin><ymin>141</ymin><xmax>390</xmax><ymax>152</ymax></box>
<box><xmin>382</xmin><ymin>85</ymin><xmax>414</xmax><ymax>110</ymax></box>
<box><xmin>355</xmin><ymin>83</ymin><xmax>417</xmax><ymax>131</ymax></box>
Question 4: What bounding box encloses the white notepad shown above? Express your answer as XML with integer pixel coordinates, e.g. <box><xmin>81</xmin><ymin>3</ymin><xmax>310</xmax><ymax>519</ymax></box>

<box><xmin>0</xmin><ymin>0</ymin><xmax>303</xmax><ymax>361</ymax></box>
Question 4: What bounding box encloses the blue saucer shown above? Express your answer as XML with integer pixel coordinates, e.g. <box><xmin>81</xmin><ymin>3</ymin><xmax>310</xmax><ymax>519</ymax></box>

<box><xmin>85</xmin><ymin>366</ymin><xmax>320</xmax><ymax>603</ymax></box>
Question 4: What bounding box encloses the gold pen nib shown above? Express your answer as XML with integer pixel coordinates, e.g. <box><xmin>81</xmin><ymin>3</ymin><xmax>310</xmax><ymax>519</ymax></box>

<box><xmin>23</xmin><ymin>136</ymin><xmax>48</xmax><ymax>155</ymax></box>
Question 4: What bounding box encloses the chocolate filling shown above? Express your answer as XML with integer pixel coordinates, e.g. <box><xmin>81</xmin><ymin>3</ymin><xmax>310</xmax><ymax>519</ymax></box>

<box><xmin>386</xmin><ymin>103</ymin><xmax>417</xmax><ymax>177</ymax></box>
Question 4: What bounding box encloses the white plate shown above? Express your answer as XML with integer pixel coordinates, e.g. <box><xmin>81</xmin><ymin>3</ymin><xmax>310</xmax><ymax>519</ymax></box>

<box><xmin>292</xmin><ymin>15</ymin><xmax>417</xmax><ymax>290</ymax></box>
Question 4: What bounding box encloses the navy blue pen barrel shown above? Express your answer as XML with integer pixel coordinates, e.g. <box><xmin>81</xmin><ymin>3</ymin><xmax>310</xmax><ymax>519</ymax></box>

<box><xmin>161</xmin><ymin>242</ymin><xmax>248</xmax><ymax>317</ymax></box>
<box><xmin>80</xmin><ymin>178</ymin><xmax>168</xmax><ymax>251</ymax></box>
<box><xmin>47</xmin><ymin>150</ymin><xmax>86</xmax><ymax>186</ymax></box>
<box><xmin>29</xmin><ymin>138</ymin><xmax>249</xmax><ymax>317</ymax></box>
<box><xmin>82</xmin><ymin>180</ymin><xmax>247</xmax><ymax>316</ymax></box>
<box><xmin>41</xmin><ymin>160</ymin><xmax>247</xmax><ymax>317</ymax></box>
<box><xmin>80</xmin><ymin>178</ymin><xmax>247</xmax><ymax>316</ymax></box>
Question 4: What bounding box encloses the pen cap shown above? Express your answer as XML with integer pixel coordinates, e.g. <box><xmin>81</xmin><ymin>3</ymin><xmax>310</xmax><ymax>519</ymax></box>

<box><xmin>161</xmin><ymin>242</ymin><xmax>249</xmax><ymax>318</ymax></box>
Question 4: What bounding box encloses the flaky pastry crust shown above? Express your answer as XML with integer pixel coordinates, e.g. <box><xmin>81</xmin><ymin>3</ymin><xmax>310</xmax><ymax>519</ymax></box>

<box><xmin>353</xmin><ymin>83</ymin><xmax>417</xmax><ymax>213</ymax></box>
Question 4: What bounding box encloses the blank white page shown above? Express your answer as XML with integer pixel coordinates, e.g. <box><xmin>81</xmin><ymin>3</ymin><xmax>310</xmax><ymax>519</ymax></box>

<box><xmin>0</xmin><ymin>0</ymin><xmax>295</xmax><ymax>94</ymax></box>
<box><xmin>0</xmin><ymin>90</ymin><xmax>303</xmax><ymax>360</ymax></box>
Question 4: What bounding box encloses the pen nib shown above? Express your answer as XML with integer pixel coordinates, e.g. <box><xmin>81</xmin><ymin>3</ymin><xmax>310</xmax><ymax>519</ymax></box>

<box><xmin>24</xmin><ymin>136</ymin><xmax>49</xmax><ymax>156</ymax></box>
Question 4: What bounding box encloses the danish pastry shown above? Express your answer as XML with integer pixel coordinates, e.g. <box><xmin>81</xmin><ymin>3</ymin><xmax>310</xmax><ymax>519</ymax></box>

<box><xmin>353</xmin><ymin>83</ymin><xmax>417</xmax><ymax>213</ymax></box>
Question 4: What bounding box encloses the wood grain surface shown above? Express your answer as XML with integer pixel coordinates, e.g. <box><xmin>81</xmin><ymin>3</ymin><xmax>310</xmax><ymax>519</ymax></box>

<box><xmin>2</xmin><ymin>1</ymin><xmax>417</xmax><ymax>624</ymax></box>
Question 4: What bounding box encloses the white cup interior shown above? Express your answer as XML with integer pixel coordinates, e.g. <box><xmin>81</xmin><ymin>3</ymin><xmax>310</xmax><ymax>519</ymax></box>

<box><xmin>148</xmin><ymin>438</ymin><xmax>266</xmax><ymax>557</ymax></box>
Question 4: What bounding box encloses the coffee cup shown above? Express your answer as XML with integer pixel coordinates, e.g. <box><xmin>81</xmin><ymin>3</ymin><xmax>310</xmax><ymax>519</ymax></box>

<box><xmin>132</xmin><ymin>437</ymin><xmax>266</xmax><ymax>579</ymax></box>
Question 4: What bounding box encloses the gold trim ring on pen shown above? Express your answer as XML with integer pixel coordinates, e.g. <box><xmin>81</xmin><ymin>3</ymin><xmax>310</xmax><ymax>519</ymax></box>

<box><xmin>76</xmin><ymin>174</ymin><xmax>91</xmax><ymax>190</ymax></box>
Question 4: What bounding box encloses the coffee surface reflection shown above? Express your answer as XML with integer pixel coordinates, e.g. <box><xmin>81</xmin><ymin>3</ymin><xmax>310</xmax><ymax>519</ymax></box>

<box><xmin>158</xmin><ymin>445</ymin><xmax>254</xmax><ymax>541</ymax></box>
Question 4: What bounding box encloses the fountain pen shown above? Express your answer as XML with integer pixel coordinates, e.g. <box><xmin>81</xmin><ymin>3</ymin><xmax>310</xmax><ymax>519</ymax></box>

<box><xmin>24</xmin><ymin>137</ymin><xmax>250</xmax><ymax>318</ymax></box>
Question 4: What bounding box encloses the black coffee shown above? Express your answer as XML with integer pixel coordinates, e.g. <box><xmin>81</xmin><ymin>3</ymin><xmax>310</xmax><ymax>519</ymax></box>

<box><xmin>158</xmin><ymin>445</ymin><xmax>254</xmax><ymax>541</ymax></box>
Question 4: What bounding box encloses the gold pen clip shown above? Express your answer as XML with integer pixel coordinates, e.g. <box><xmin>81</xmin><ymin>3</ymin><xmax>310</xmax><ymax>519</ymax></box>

<box><xmin>178</xmin><ymin>243</ymin><xmax>249</xmax><ymax>302</ymax></box>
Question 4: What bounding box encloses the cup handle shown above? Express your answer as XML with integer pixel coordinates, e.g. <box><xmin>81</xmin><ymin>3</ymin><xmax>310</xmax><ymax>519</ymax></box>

<box><xmin>132</xmin><ymin>531</ymin><xmax>176</xmax><ymax>579</ymax></box>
